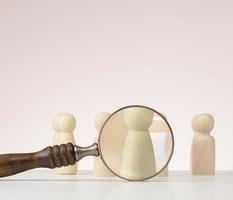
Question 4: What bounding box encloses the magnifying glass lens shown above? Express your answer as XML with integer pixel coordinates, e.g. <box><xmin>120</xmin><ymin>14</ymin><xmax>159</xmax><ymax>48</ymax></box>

<box><xmin>99</xmin><ymin>106</ymin><xmax>174</xmax><ymax>181</ymax></box>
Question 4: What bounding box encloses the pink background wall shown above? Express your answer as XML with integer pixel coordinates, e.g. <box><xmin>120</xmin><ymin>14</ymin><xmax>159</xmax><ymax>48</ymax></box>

<box><xmin>0</xmin><ymin>0</ymin><xmax>233</xmax><ymax>170</ymax></box>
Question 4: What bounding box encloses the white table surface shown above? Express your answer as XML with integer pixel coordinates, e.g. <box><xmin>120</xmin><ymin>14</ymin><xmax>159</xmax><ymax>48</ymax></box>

<box><xmin>0</xmin><ymin>170</ymin><xmax>233</xmax><ymax>200</ymax></box>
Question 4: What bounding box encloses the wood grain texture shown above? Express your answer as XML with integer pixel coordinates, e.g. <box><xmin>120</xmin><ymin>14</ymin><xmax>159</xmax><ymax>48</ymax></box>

<box><xmin>0</xmin><ymin>143</ymin><xmax>76</xmax><ymax>177</ymax></box>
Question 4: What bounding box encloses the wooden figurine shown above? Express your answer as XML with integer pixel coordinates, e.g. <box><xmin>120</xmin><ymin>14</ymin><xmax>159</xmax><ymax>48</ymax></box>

<box><xmin>120</xmin><ymin>107</ymin><xmax>156</xmax><ymax>179</ymax></box>
<box><xmin>52</xmin><ymin>113</ymin><xmax>77</xmax><ymax>174</ymax></box>
<box><xmin>190</xmin><ymin>113</ymin><xmax>215</xmax><ymax>175</ymax></box>
<box><xmin>93</xmin><ymin>112</ymin><xmax>115</xmax><ymax>176</ymax></box>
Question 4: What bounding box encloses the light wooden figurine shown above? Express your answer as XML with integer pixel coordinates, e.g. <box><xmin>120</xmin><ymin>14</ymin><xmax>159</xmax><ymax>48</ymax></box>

<box><xmin>120</xmin><ymin>107</ymin><xmax>156</xmax><ymax>179</ymax></box>
<box><xmin>52</xmin><ymin>113</ymin><xmax>77</xmax><ymax>174</ymax></box>
<box><xmin>93</xmin><ymin>112</ymin><xmax>115</xmax><ymax>176</ymax></box>
<box><xmin>190</xmin><ymin>113</ymin><xmax>215</xmax><ymax>175</ymax></box>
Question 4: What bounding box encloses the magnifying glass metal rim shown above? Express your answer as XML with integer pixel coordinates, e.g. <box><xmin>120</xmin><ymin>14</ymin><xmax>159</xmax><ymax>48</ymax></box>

<box><xmin>98</xmin><ymin>105</ymin><xmax>175</xmax><ymax>181</ymax></box>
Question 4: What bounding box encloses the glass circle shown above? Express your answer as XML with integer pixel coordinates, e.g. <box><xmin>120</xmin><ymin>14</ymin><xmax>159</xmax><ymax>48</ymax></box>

<box><xmin>98</xmin><ymin>105</ymin><xmax>174</xmax><ymax>181</ymax></box>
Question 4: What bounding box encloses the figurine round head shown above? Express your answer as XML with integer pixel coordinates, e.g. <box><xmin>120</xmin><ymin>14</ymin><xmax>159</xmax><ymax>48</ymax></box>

<box><xmin>58</xmin><ymin>113</ymin><xmax>76</xmax><ymax>132</ymax></box>
<box><xmin>94</xmin><ymin>112</ymin><xmax>111</xmax><ymax>132</ymax></box>
<box><xmin>123</xmin><ymin>107</ymin><xmax>153</xmax><ymax>130</ymax></box>
<box><xmin>192</xmin><ymin>113</ymin><xmax>214</xmax><ymax>133</ymax></box>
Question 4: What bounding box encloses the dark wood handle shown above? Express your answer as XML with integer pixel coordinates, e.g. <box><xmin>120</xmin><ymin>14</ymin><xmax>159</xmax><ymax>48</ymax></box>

<box><xmin>0</xmin><ymin>143</ymin><xmax>76</xmax><ymax>177</ymax></box>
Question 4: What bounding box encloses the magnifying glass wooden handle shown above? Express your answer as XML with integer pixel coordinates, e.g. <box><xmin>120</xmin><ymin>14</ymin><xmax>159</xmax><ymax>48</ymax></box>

<box><xmin>0</xmin><ymin>143</ymin><xmax>76</xmax><ymax>177</ymax></box>
<box><xmin>0</xmin><ymin>143</ymin><xmax>99</xmax><ymax>178</ymax></box>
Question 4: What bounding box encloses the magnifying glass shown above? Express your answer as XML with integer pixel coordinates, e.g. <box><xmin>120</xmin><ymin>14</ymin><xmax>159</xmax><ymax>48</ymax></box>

<box><xmin>0</xmin><ymin>105</ymin><xmax>174</xmax><ymax>181</ymax></box>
